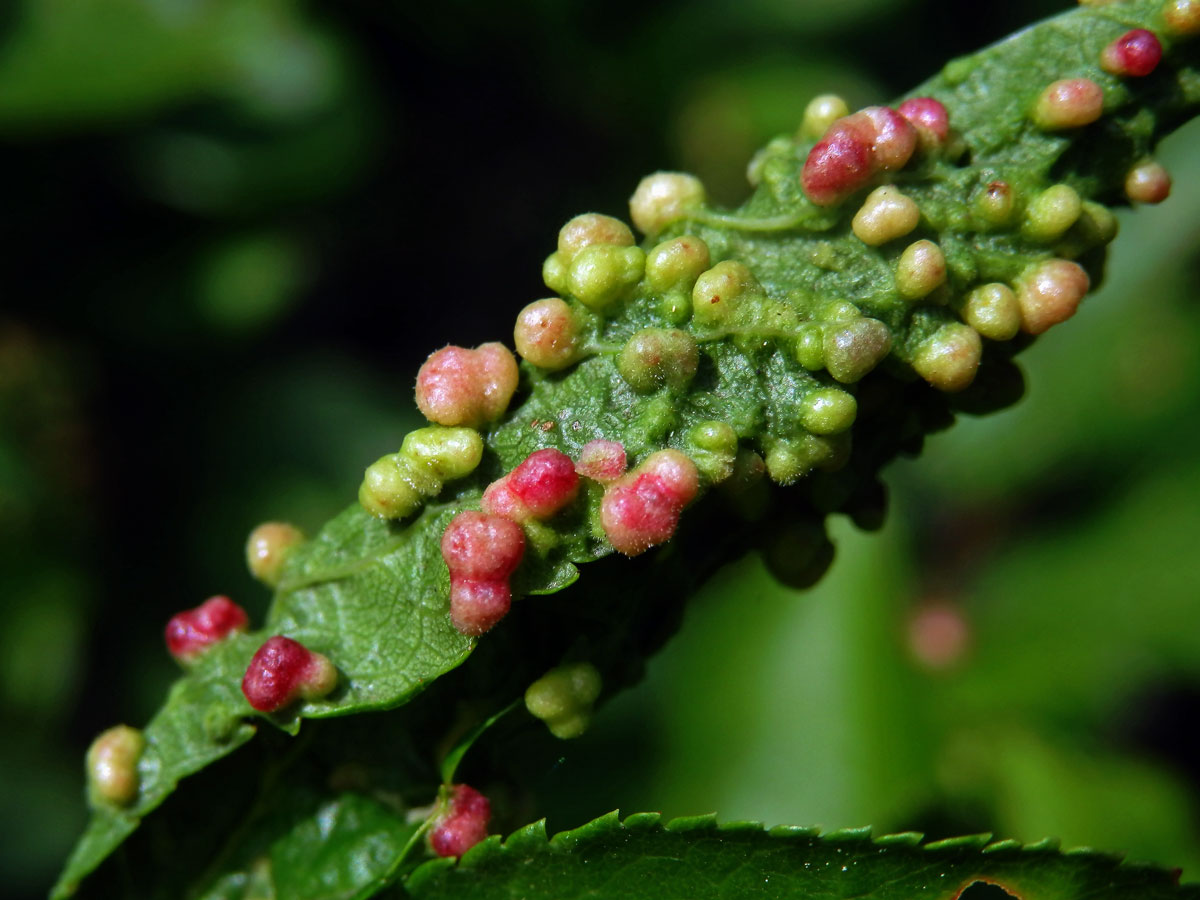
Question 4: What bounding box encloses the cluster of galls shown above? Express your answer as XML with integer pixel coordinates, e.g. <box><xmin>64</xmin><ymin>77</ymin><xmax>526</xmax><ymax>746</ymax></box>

<box><xmin>86</xmin><ymin>521</ymin><xmax>333</xmax><ymax>809</ymax></box>
<box><xmin>793</xmin><ymin>12</ymin><xmax>1183</xmax><ymax>395</ymax></box>
<box><xmin>165</xmin><ymin>528</ymin><xmax>340</xmax><ymax>715</ymax></box>
<box><xmin>439</xmin><ymin>442</ymin><xmax>699</xmax><ymax>636</ymax></box>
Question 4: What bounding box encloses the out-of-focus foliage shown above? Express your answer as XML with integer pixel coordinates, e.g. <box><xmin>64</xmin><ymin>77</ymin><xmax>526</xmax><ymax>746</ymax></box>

<box><xmin>1</xmin><ymin>0</ymin><xmax>1198</xmax><ymax>897</ymax></box>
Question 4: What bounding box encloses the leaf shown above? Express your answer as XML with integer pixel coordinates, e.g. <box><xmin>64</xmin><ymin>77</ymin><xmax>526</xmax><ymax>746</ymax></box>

<box><xmin>402</xmin><ymin>811</ymin><xmax>1199</xmax><ymax>900</ymax></box>
<box><xmin>56</xmin><ymin>0</ymin><xmax>1200</xmax><ymax>894</ymax></box>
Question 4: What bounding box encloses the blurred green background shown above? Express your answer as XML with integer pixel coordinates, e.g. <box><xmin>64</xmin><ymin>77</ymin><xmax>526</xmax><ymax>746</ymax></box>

<box><xmin>1</xmin><ymin>0</ymin><xmax>1198</xmax><ymax>896</ymax></box>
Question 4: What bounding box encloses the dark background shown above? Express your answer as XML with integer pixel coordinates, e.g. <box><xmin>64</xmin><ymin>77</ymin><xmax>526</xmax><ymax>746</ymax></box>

<box><xmin>2</xmin><ymin>1</ymin><xmax>1199</xmax><ymax>896</ymax></box>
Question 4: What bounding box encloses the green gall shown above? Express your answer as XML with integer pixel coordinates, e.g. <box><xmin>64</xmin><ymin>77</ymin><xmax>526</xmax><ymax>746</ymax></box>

<box><xmin>912</xmin><ymin>323</ymin><xmax>983</xmax><ymax>392</ymax></box>
<box><xmin>542</xmin><ymin>252</ymin><xmax>569</xmax><ymax>294</ymax></box>
<box><xmin>764</xmin><ymin>433</ymin><xmax>850</xmax><ymax>485</ymax></box>
<box><xmin>87</xmin><ymin>725</ymin><xmax>145</xmax><ymax>808</ymax></box>
<box><xmin>895</xmin><ymin>240</ymin><xmax>947</xmax><ymax>300</ymax></box>
<box><xmin>823</xmin><ymin>317</ymin><xmax>892</xmax><ymax>383</ymax></box>
<box><xmin>360</xmin><ymin>427</ymin><xmax>483</xmax><ymax>520</ymax></box>
<box><xmin>794</xmin><ymin>323</ymin><xmax>825</xmax><ymax>370</ymax></box>
<box><xmin>800</xmin><ymin>387</ymin><xmax>858</xmax><ymax>435</ymax></box>
<box><xmin>1022</xmin><ymin>184</ymin><xmax>1082</xmax><ymax>242</ymax></box>
<box><xmin>568</xmin><ymin>244</ymin><xmax>645</xmax><ymax>311</ymax></box>
<box><xmin>617</xmin><ymin>328</ymin><xmax>700</xmax><ymax>393</ymax></box>
<box><xmin>800</xmin><ymin>94</ymin><xmax>850</xmax><ymax>140</ymax></box>
<box><xmin>687</xmin><ymin>420</ymin><xmax>738</xmax><ymax>483</ymax></box>
<box><xmin>645</xmin><ymin>235</ymin><xmax>711</xmax><ymax>293</ymax></box>
<box><xmin>1055</xmin><ymin>200</ymin><xmax>1119</xmax><ymax>258</ymax></box>
<box><xmin>820</xmin><ymin>300</ymin><xmax>862</xmax><ymax>323</ymax></box>
<box><xmin>629</xmin><ymin>172</ymin><xmax>706</xmax><ymax>236</ymax></box>
<box><xmin>557</xmin><ymin>212</ymin><xmax>634</xmax><ymax>261</ymax></box>
<box><xmin>1125</xmin><ymin>160</ymin><xmax>1172</xmax><ymax>204</ymax></box>
<box><xmin>525</xmin><ymin>661</ymin><xmax>602</xmax><ymax>739</ymax></box>
<box><xmin>1014</xmin><ymin>258</ymin><xmax>1090</xmax><ymax>335</ymax></box>
<box><xmin>359</xmin><ymin>454</ymin><xmax>425</xmax><ymax>519</ymax></box>
<box><xmin>1076</xmin><ymin>201</ymin><xmax>1119</xmax><ymax>244</ymax></box>
<box><xmin>963</xmin><ymin>283</ymin><xmax>1021</xmax><ymax>341</ymax></box>
<box><xmin>1032</xmin><ymin>78</ymin><xmax>1104</xmax><ymax>130</ymax></box>
<box><xmin>692</xmin><ymin>260</ymin><xmax>762</xmax><ymax>328</ymax></box>
<box><xmin>514</xmin><ymin>297</ymin><xmax>580</xmax><ymax>370</ymax></box>
<box><xmin>1164</xmin><ymin>0</ymin><xmax>1200</xmax><ymax>36</ymax></box>
<box><xmin>852</xmin><ymin>185</ymin><xmax>920</xmax><ymax>246</ymax></box>
<box><xmin>400</xmin><ymin>426</ymin><xmax>484</xmax><ymax>481</ymax></box>
<box><xmin>974</xmin><ymin>180</ymin><xmax>1016</xmax><ymax>226</ymax></box>
<box><xmin>245</xmin><ymin>521</ymin><xmax>305</xmax><ymax>587</ymax></box>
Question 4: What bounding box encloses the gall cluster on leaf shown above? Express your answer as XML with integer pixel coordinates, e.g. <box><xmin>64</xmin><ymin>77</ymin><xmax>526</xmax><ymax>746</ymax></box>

<box><xmin>801</xmin><ymin>98</ymin><xmax>948</xmax><ymax>206</ymax></box>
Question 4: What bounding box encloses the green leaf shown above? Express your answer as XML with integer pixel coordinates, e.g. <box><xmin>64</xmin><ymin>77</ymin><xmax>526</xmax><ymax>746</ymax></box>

<box><xmin>403</xmin><ymin>811</ymin><xmax>1198</xmax><ymax>900</ymax></box>
<box><xmin>55</xmin><ymin>1</ymin><xmax>1200</xmax><ymax>894</ymax></box>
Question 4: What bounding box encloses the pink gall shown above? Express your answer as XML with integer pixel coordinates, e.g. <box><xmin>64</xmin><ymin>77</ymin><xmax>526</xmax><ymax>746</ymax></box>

<box><xmin>859</xmin><ymin>106</ymin><xmax>917</xmax><ymax>171</ymax></box>
<box><xmin>482</xmin><ymin>448</ymin><xmax>579</xmax><ymax>522</ymax></box>
<box><xmin>575</xmin><ymin>440</ymin><xmax>627</xmax><ymax>483</ymax></box>
<box><xmin>429</xmin><ymin>784</ymin><xmax>491</xmax><ymax>858</ymax></box>
<box><xmin>241</xmin><ymin>636</ymin><xmax>337</xmax><ymax>713</ymax></box>
<box><xmin>897</xmin><ymin>97</ymin><xmax>950</xmax><ymax>146</ymax></box>
<box><xmin>441</xmin><ymin>511</ymin><xmax>525</xmax><ymax>635</ymax></box>
<box><xmin>600</xmin><ymin>450</ymin><xmax>699</xmax><ymax>556</ymax></box>
<box><xmin>165</xmin><ymin>595</ymin><xmax>249</xmax><ymax>662</ymax></box>
<box><xmin>1100</xmin><ymin>29</ymin><xmax>1163</xmax><ymax>77</ymax></box>
<box><xmin>415</xmin><ymin>342</ymin><xmax>519</xmax><ymax>428</ymax></box>
<box><xmin>801</xmin><ymin>120</ymin><xmax>874</xmax><ymax>206</ymax></box>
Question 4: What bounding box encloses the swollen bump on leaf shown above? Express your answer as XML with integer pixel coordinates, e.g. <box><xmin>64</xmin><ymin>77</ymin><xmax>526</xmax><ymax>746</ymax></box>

<box><xmin>575</xmin><ymin>439</ymin><xmax>627</xmax><ymax>483</ymax></box>
<box><xmin>86</xmin><ymin>725</ymin><xmax>145</xmax><ymax>808</ymax></box>
<box><xmin>514</xmin><ymin>298</ymin><xmax>580</xmax><ymax>371</ymax></box>
<box><xmin>1014</xmin><ymin>258</ymin><xmax>1090</xmax><ymax>334</ymax></box>
<box><xmin>442</xmin><ymin>511</ymin><xmax>526</xmax><ymax>635</ymax></box>
<box><xmin>241</xmin><ymin>636</ymin><xmax>337</xmax><ymax>713</ymax></box>
<box><xmin>1125</xmin><ymin>160</ymin><xmax>1172</xmax><ymax>204</ymax></box>
<box><xmin>600</xmin><ymin>450</ymin><xmax>699</xmax><ymax>556</ymax></box>
<box><xmin>525</xmin><ymin>661</ymin><xmax>602</xmax><ymax>739</ymax></box>
<box><xmin>629</xmin><ymin>172</ymin><xmax>706</xmax><ymax>237</ymax></box>
<box><xmin>912</xmin><ymin>324</ymin><xmax>983</xmax><ymax>393</ymax></box>
<box><xmin>245</xmin><ymin>521</ymin><xmax>304</xmax><ymax>586</ymax></box>
<box><xmin>429</xmin><ymin>784</ymin><xmax>491</xmax><ymax>858</ymax></box>
<box><xmin>165</xmin><ymin>595</ymin><xmax>250</xmax><ymax>663</ymax></box>
<box><xmin>416</xmin><ymin>343</ymin><xmax>519</xmax><ymax>428</ymax></box>
<box><xmin>1032</xmin><ymin>78</ymin><xmax>1104</xmax><ymax>130</ymax></box>
<box><xmin>896</xmin><ymin>240</ymin><xmax>947</xmax><ymax>300</ymax></box>
<box><xmin>800</xmin><ymin>93</ymin><xmax>850</xmax><ymax>140</ymax></box>
<box><xmin>482</xmin><ymin>448</ymin><xmax>579</xmax><ymax>522</ymax></box>
<box><xmin>617</xmin><ymin>328</ymin><xmax>700</xmax><ymax>394</ymax></box>
<box><xmin>1100</xmin><ymin>29</ymin><xmax>1163</xmax><ymax>76</ymax></box>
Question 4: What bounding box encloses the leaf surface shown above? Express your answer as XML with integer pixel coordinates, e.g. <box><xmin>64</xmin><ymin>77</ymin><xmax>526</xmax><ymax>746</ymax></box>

<box><xmin>403</xmin><ymin>811</ymin><xmax>1199</xmax><ymax>900</ymax></box>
